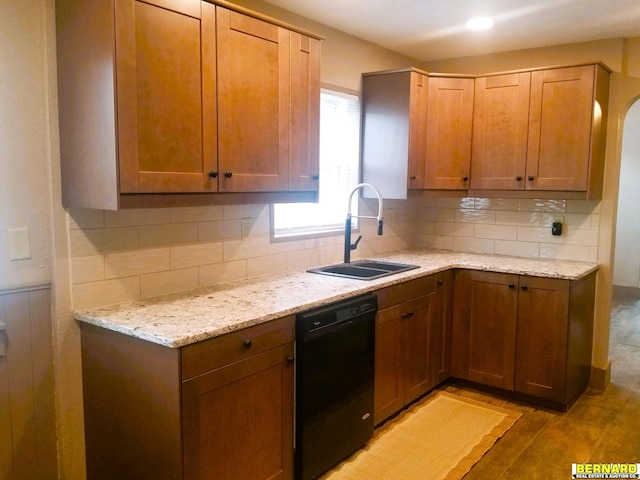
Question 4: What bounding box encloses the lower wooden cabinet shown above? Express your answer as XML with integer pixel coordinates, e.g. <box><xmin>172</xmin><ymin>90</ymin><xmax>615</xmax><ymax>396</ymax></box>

<box><xmin>451</xmin><ymin>269</ymin><xmax>596</xmax><ymax>407</ymax></box>
<box><xmin>373</xmin><ymin>272</ymin><xmax>452</xmax><ymax>424</ymax></box>
<box><xmin>80</xmin><ymin>316</ymin><xmax>294</xmax><ymax>480</ymax></box>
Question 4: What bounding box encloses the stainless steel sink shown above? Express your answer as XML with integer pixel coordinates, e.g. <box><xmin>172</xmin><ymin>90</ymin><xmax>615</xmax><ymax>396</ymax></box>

<box><xmin>307</xmin><ymin>260</ymin><xmax>419</xmax><ymax>280</ymax></box>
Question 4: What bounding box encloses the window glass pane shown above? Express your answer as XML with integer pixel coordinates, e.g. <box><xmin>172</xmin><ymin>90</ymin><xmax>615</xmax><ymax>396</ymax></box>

<box><xmin>273</xmin><ymin>89</ymin><xmax>360</xmax><ymax>238</ymax></box>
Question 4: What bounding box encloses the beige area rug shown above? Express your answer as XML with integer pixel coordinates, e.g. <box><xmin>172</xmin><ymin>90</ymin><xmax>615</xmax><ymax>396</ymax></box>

<box><xmin>321</xmin><ymin>391</ymin><xmax>522</xmax><ymax>480</ymax></box>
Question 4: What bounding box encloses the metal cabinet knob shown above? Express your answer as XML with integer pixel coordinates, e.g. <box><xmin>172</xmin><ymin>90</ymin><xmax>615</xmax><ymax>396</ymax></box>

<box><xmin>516</xmin><ymin>176</ymin><xmax>522</xmax><ymax>181</ymax></box>
<box><xmin>242</xmin><ymin>339</ymin><xmax>252</xmax><ymax>349</ymax></box>
<box><xmin>528</xmin><ymin>175</ymin><xmax>535</xmax><ymax>181</ymax></box>
<box><xmin>209</xmin><ymin>170</ymin><xmax>218</xmax><ymax>178</ymax></box>
<box><xmin>462</xmin><ymin>176</ymin><xmax>469</xmax><ymax>182</ymax></box>
<box><xmin>508</xmin><ymin>283</ymin><xmax>515</xmax><ymax>289</ymax></box>
<box><xmin>224</xmin><ymin>171</ymin><xmax>233</xmax><ymax>178</ymax></box>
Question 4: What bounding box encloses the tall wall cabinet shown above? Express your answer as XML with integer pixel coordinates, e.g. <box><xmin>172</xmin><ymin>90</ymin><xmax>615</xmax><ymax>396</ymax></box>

<box><xmin>56</xmin><ymin>0</ymin><xmax>321</xmax><ymax>210</ymax></box>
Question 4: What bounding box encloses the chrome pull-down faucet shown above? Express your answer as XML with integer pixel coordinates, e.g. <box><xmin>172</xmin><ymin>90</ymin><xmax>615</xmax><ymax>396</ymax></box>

<box><xmin>344</xmin><ymin>183</ymin><xmax>384</xmax><ymax>264</ymax></box>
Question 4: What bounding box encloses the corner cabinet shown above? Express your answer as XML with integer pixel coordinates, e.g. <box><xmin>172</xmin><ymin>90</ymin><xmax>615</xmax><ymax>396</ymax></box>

<box><xmin>361</xmin><ymin>69</ymin><xmax>428</xmax><ymax>198</ymax></box>
<box><xmin>80</xmin><ymin>316</ymin><xmax>295</xmax><ymax>480</ymax></box>
<box><xmin>451</xmin><ymin>269</ymin><xmax>596</xmax><ymax>408</ymax></box>
<box><xmin>56</xmin><ymin>0</ymin><xmax>321</xmax><ymax>210</ymax></box>
<box><xmin>362</xmin><ymin>63</ymin><xmax>610</xmax><ymax>201</ymax></box>
<box><xmin>373</xmin><ymin>271</ymin><xmax>452</xmax><ymax>425</ymax></box>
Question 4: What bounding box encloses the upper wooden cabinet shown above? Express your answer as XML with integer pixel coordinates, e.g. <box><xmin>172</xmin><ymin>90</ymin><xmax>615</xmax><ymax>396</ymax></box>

<box><xmin>470</xmin><ymin>72</ymin><xmax>531</xmax><ymax>190</ymax></box>
<box><xmin>470</xmin><ymin>64</ymin><xmax>610</xmax><ymax>199</ymax></box>
<box><xmin>361</xmin><ymin>63</ymin><xmax>610</xmax><ymax>200</ymax></box>
<box><xmin>361</xmin><ymin>69</ymin><xmax>428</xmax><ymax>198</ymax></box>
<box><xmin>56</xmin><ymin>0</ymin><xmax>321</xmax><ymax>210</ymax></box>
<box><xmin>424</xmin><ymin>76</ymin><xmax>474</xmax><ymax>190</ymax></box>
<box><xmin>116</xmin><ymin>0</ymin><xmax>217</xmax><ymax>195</ymax></box>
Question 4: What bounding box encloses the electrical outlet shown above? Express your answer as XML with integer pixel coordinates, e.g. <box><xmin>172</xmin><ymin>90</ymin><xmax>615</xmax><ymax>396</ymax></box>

<box><xmin>8</xmin><ymin>227</ymin><xmax>31</xmax><ymax>260</ymax></box>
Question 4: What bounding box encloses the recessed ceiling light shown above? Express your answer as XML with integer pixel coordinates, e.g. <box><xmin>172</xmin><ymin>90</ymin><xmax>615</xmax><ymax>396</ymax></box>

<box><xmin>466</xmin><ymin>16</ymin><xmax>494</xmax><ymax>31</ymax></box>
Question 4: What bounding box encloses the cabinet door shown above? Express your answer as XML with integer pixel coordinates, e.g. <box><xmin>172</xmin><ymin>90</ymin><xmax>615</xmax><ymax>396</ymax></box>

<box><xmin>217</xmin><ymin>7</ymin><xmax>290</xmax><ymax>192</ymax></box>
<box><xmin>515</xmin><ymin>276</ymin><xmax>570</xmax><ymax>401</ymax></box>
<box><xmin>452</xmin><ymin>270</ymin><xmax>518</xmax><ymax>390</ymax></box>
<box><xmin>182</xmin><ymin>344</ymin><xmax>294</xmax><ymax>480</ymax></box>
<box><xmin>116</xmin><ymin>0</ymin><xmax>217</xmax><ymax>193</ymax></box>
<box><xmin>402</xmin><ymin>294</ymin><xmax>437</xmax><ymax>404</ymax></box>
<box><xmin>526</xmin><ymin>65</ymin><xmax>596</xmax><ymax>191</ymax></box>
<box><xmin>374</xmin><ymin>304</ymin><xmax>404</xmax><ymax>425</ymax></box>
<box><xmin>431</xmin><ymin>270</ymin><xmax>452</xmax><ymax>385</ymax></box>
<box><xmin>424</xmin><ymin>77</ymin><xmax>474</xmax><ymax>190</ymax></box>
<box><xmin>471</xmin><ymin>72</ymin><xmax>530</xmax><ymax>190</ymax></box>
<box><xmin>289</xmin><ymin>32</ymin><xmax>321</xmax><ymax>191</ymax></box>
<box><xmin>408</xmin><ymin>72</ymin><xmax>428</xmax><ymax>190</ymax></box>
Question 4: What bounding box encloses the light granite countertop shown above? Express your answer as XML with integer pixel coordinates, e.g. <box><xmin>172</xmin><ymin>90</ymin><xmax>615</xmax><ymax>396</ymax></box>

<box><xmin>74</xmin><ymin>249</ymin><xmax>599</xmax><ymax>348</ymax></box>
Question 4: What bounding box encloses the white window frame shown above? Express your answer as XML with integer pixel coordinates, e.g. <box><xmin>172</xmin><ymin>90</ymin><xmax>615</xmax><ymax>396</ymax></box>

<box><xmin>271</xmin><ymin>87</ymin><xmax>361</xmax><ymax>241</ymax></box>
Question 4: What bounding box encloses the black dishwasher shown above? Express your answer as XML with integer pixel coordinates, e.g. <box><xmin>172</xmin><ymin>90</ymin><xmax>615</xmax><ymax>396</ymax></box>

<box><xmin>295</xmin><ymin>293</ymin><xmax>377</xmax><ymax>480</ymax></box>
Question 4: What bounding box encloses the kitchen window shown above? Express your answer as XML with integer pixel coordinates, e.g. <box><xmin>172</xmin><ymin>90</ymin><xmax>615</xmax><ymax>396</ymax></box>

<box><xmin>272</xmin><ymin>88</ymin><xmax>361</xmax><ymax>239</ymax></box>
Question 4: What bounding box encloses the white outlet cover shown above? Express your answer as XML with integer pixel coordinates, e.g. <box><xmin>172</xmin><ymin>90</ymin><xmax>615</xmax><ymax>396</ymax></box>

<box><xmin>8</xmin><ymin>227</ymin><xmax>31</xmax><ymax>260</ymax></box>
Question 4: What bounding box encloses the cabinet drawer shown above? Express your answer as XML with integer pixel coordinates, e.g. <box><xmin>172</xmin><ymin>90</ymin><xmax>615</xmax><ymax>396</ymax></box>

<box><xmin>181</xmin><ymin>315</ymin><xmax>294</xmax><ymax>379</ymax></box>
<box><xmin>376</xmin><ymin>275</ymin><xmax>436</xmax><ymax>310</ymax></box>
<box><xmin>376</xmin><ymin>293</ymin><xmax>433</xmax><ymax>326</ymax></box>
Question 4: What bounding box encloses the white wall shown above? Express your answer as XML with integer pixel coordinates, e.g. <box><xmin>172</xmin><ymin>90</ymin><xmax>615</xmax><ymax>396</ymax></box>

<box><xmin>613</xmin><ymin>101</ymin><xmax>640</xmax><ymax>288</ymax></box>
<box><xmin>0</xmin><ymin>0</ymin><xmax>52</xmax><ymax>289</ymax></box>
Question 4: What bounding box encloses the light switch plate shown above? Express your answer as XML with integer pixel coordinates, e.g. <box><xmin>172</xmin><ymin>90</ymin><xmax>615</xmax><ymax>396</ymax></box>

<box><xmin>8</xmin><ymin>227</ymin><xmax>31</xmax><ymax>260</ymax></box>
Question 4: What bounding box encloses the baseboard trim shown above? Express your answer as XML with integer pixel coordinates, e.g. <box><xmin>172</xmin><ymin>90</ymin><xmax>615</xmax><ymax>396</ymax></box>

<box><xmin>612</xmin><ymin>284</ymin><xmax>640</xmax><ymax>300</ymax></box>
<box><xmin>589</xmin><ymin>361</ymin><xmax>611</xmax><ymax>393</ymax></box>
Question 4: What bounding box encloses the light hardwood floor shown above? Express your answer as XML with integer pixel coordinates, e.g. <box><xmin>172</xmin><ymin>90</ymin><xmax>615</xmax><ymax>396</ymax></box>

<box><xmin>459</xmin><ymin>296</ymin><xmax>640</xmax><ymax>479</ymax></box>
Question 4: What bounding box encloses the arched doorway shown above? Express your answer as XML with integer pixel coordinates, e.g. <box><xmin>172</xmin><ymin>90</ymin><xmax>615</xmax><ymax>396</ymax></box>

<box><xmin>613</xmin><ymin>98</ymin><xmax>640</xmax><ymax>298</ymax></box>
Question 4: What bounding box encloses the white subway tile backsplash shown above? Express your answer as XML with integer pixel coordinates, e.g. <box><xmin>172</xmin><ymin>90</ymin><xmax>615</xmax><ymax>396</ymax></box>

<box><xmin>566</xmin><ymin>200</ymin><xmax>600</xmax><ymax>214</ymax></box>
<box><xmin>171</xmin><ymin>243</ymin><xmax>224</xmax><ymax>269</ymax></box>
<box><xmin>105</xmin><ymin>248</ymin><xmax>170</xmax><ymax>279</ymax></box>
<box><xmin>453</xmin><ymin>237</ymin><xmax>495</xmax><ymax>254</ymax></box>
<box><xmin>73</xmin><ymin>276</ymin><xmax>140</xmax><ymax>310</ymax></box>
<box><xmin>141</xmin><ymin>268</ymin><xmax>198</xmax><ymax>298</ymax></box>
<box><xmin>421</xmin><ymin>208</ymin><xmax>456</xmax><ymax>222</ymax></box>
<box><xmin>519</xmin><ymin>199</ymin><xmax>566</xmax><ymax>212</ymax></box>
<box><xmin>540</xmin><ymin>243</ymin><xmax>591</xmax><ymax>261</ymax></box>
<box><xmin>140</xmin><ymin>223</ymin><xmax>199</xmax><ymax>248</ymax></box>
<box><xmin>455</xmin><ymin>209</ymin><xmax>496</xmax><ymax>224</ymax></box>
<box><xmin>104</xmin><ymin>208</ymin><xmax>170</xmax><ymax>227</ymax></box>
<box><xmin>71</xmin><ymin>255</ymin><xmax>105</xmax><ymax>284</ymax></box>
<box><xmin>435</xmin><ymin>222</ymin><xmax>475</xmax><ymax>237</ymax></box>
<box><xmin>224</xmin><ymin>237</ymin><xmax>269</xmax><ymax>261</ymax></box>
<box><xmin>169</xmin><ymin>205</ymin><xmax>223</xmax><ymax>223</ymax></box>
<box><xmin>68</xmin><ymin>208</ymin><xmax>104</xmax><ymax>230</ymax></box>
<box><xmin>69</xmin><ymin>227</ymin><xmax>140</xmax><ymax>257</ymax></box>
<box><xmin>199</xmin><ymin>260</ymin><xmax>247</xmax><ymax>287</ymax></box>
<box><xmin>474</xmin><ymin>224</ymin><xmax>518</xmax><ymax>241</ymax></box>
<box><xmin>223</xmin><ymin>204</ymin><xmax>268</xmax><ymax>220</ymax></box>
<box><xmin>496</xmin><ymin>210</ymin><xmax>542</xmax><ymax>226</ymax></box>
<box><xmin>564</xmin><ymin>228</ymin><xmax>599</xmax><ymax>246</ymax></box>
<box><xmin>517</xmin><ymin>226</ymin><xmax>564</xmax><ymax>244</ymax></box>
<box><xmin>436</xmin><ymin>197</ymin><xmax>475</xmax><ymax>209</ymax></box>
<box><xmin>247</xmin><ymin>254</ymin><xmax>288</xmax><ymax>277</ymax></box>
<box><xmin>198</xmin><ymin>220</ymin><xmax>242</xmax><ymax>243</ymax></box>
<box><xmin>495</xmin><ymin>240</ymin><xmax>540</xmax><ymax>258</ymax></box>
<box><xmin>474</xmin><ymin>198</ymin><xmax>520</xmax><ymax>211</ymax></box>
<box><xmin>69</xmin><ymin>196</ymin><xmax>603</xmax><ymax>310</ymax></box>
<box><xmin>418</xmin><ymin>234</ymin><xmax>454</xmax><ymax>250</ymax></box>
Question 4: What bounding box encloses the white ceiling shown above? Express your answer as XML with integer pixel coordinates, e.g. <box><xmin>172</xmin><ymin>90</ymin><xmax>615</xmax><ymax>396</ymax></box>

<box><xmin>262</xmin><ymin>0</ymin><xmax>640</xmax><ymax>61</ymax></box>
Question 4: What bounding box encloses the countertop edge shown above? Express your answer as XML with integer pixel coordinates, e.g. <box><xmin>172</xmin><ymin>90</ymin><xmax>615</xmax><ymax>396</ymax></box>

<box><xmin>74</xmin><ymin>250</ymin><xmax>600</xmax><ymax>348</ymax></box>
